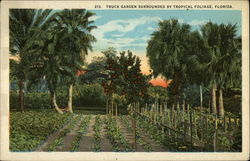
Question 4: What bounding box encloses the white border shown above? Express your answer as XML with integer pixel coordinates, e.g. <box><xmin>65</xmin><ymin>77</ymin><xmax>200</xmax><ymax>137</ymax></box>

<box><xmin>1</xmin><ymin>1</ymin><xmax>249</xmax><ymax>161</ymax></box>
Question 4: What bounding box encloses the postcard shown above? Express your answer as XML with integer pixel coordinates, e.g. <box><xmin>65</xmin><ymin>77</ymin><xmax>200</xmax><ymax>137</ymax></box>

<box><xmin>0</xmin><ymin>0</ymin><xmax>249</xmax><ymax>160</ymax></box>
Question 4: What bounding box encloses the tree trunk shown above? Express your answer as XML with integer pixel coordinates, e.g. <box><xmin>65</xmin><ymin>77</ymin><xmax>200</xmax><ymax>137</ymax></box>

<box><xmin>211</xmin><ymin>83</ymin><xmax>217</xmax><ymax>114</ymax></box>
<box><xmin>51</xmin><ymin>91</ymin><xmax>63</xmax><ymax>114</ymax></box>
<box><xmin>18</xmin><ymin>79</ymin><xmax>25</xmax><ymax>112</ymax></box>
<box><xmin>217</xmin><ymin>88</ymin><xmax>224</xmax><ymax>117</ymax></box>
<box><xmin>68</xmin><ymin>84</ymin><xmax>73</xmax><ymax>113</ymax></box>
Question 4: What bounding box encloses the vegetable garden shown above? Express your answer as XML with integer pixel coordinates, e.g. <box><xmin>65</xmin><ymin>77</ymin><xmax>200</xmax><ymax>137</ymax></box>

<box><xmin>10</xmin><ymin>105</ymin><xmax>241</xmax><ymax>152</ymax></box>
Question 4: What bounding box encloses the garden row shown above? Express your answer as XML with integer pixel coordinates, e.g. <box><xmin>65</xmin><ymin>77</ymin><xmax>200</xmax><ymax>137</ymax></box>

<box><xmin>10</xmin><ymin>110</ymin><xmax>72</xmax><ymax>151</ymax></box>
<box><xmin>10</xmin><ymin>110</ymin><xmax>166</xmax><ymax>152</ymax></box>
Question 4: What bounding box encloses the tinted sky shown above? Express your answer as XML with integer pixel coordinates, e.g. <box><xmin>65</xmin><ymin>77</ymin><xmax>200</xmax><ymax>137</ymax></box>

<box><xmin>89</xmin><ymin>10</ymin><xmax>241</xmax><ymax>53</ymax></box>
<box><xmin>87</xmin><ymin>10</ymin><xmax>241</xmax><ymax>84</ymax></box>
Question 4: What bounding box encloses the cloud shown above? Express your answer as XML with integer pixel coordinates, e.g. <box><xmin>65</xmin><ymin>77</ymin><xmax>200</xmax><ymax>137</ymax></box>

<box><xmin>111</xmin><ymin>33</ymin><xmax>124</xmax><ymax>37</ymax></box>
<box><xmin>98</xmin><ymin>16</ymin><xmax>161</xmax><ymax>33</ymax></box>
<box><xmin>89</xmin><ymin>15</ymin><xmax>101</xmax><ymax>21</ymax></box>
<box><xmin>92</xmin><ymin>16</ymin><xmax>161</xmax><ymax>51</ymax></box>
<box><xmin>188</xmin><ymin>19</ymin><xmax>208</xmax><ymax>26</ymax></box>
<box><xmin>178</xmin><ymin>19</ymin><xmax>184</xmax><ymax>23</ymax></box>
<box><xmin>147</xmin><ymin>27</ymin><xmax>154</xmax><ymax>31</ymax></box>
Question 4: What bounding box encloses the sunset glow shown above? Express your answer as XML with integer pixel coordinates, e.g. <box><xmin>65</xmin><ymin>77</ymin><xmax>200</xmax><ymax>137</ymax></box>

<box><xmin>149</xmin><ymin>77</ymin><xmax>172</xmax><ymax>88</ymax></box>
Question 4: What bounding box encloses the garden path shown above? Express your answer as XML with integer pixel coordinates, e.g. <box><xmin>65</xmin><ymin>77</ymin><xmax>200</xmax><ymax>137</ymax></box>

<box><xmin>55</xmin><ymin>116</ymin><xmax>85</xmax><ymax>151</ymax></box>
<box><xmin>35</xmin><ymin>115</ymin><xmax>78</xmax><ymax>151</ymax></box>
<box><xmin>100</xmin><ymin>115</ymin><xmax>113</xmax><ymax>151</ymax></box>
<box><xmin>126</xmin><ymin>116</ymin><xmax>166</xmax><ymax>152</ymax></box>
<box><xmin>116</xmin><ymin>117</ymin><xmax>145</xmax><ymax>152</ymax></box>
<box><xmin>78</xmin><ymin>115</ymin><xmax>96</xmax><ymax>151</ymax></box>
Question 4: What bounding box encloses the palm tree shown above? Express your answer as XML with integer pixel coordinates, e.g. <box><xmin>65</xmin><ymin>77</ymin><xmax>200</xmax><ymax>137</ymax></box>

<box><xmin>146</xmin><ymin>19</ymin><xmax>192</xmax><ymax>105</ymax></box>
<box><xmin>9</xmin><ymin>9</ymin><xmax>53</xmax><ymax>112</ymax></box>
<box><xmin>201</xmin><ymin>22</ymin><xmax>241</xmax><ymax>117</ymax></box>
<box><xmin>215</xmin><ymin>24</ymin><xmax>241</xmax><ymax>117</ymax></box>
<box><xmin>25</xmin><ymin>9</ymin><xmax>97</xmax><ymax>114</ymax></box>
<box><xmin>24</xmin><ymin>26</ymin><xmax>67</xmax><ymax>114</ymax></box>
<box><xmin>53</xmin><ymin>9</ymin><xmax>97</xmax><ymax>113</ymax></box>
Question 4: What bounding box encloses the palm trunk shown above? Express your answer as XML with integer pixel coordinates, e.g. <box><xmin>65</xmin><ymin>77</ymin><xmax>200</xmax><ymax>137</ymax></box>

<box><xmin>18</xmin><ymin>79</ymin><xmax>24</xmax><ymax>112</ymax></box>
<box><xmin>51</xmin><ymin>91</ymin><xmax>63</xmax><ymax>114</ymax></box>
<box><xmin>217</xmin><ymin>88</ymin><xmax>224</xmax><ymax>117</ymax></box>
<box><xmin>68</xmin><ymin>84</ymin><xmax>73</xmax><ymax>113</ymax></box>
<box><xmin>211</xmin><ymin>83</ymin><xmax>217</xmax><ymax>114</ymax></box>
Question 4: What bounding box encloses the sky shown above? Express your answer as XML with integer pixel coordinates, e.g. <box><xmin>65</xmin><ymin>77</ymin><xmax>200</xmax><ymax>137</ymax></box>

<box><xmin>87</xmin><ymin>10</ymin><xmax>242</xmax><ymax>87</ymax></box>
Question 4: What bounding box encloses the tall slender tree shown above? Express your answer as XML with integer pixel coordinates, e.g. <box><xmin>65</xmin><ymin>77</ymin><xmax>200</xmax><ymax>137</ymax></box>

<box><xmin>200</xmin><ymin>22</ymin><xmax>241</xmax><ymax>117</ymax></box>
<box><xmin>9</xmin><ymin>9</ymin><xmax>53</xmax><ymax>112</ymax></box>
<box><xmin>53</xmin><ymin>9</ymin><xmax>97</xmax><ymax>113</ymax></box>
<box><xmin>146</xmin><ymin>19</ymin><xmax>192</xmax><ymax>105</ymax></box>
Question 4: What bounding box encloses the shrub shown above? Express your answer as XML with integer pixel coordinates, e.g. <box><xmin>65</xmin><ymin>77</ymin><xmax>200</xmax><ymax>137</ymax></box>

<box><xmin>73</xmin><ymin>83</ymin><xmax>107</xmax><ymax>107</ymax></box>
<box><xmin>10</xmin><ymin>83</ymin><xmax>108</xmax><ymax>110</ymax></box>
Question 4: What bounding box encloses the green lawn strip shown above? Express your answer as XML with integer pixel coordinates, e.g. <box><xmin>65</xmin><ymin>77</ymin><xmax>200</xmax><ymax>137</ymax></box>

<box><xmin>120</xmin><ymin>115</ymin><xmax>152</xmax><ymax>152</ymax></box>
<box><xmin>93</xmin><ymin>115</ymin><xmax>102</xmax><ymax>151</ymax></box>
<box><xmin>10</xmin><ymin>110</ymin><xmax>71</xmax><ymax>151</ymax></box>
<box><xmin>71</xmin><ymin>115</ymin><xmax>92</xmax><ymax>151</ymax></box>
<box><xmin>47</xmin><ymin>114</ymin><xmax>81</xmax><ymax>151</ymax></box>
<box><xmin>106</xmin><ymin>115</ymin><xmax>133</xmax><ymax>152</ymax></box>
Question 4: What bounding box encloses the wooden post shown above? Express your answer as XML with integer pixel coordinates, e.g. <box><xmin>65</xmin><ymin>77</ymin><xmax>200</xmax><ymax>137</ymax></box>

<box><xmin>151</xmin><ymin>105</ymin><xmax>153</xmax><ymax>120</ymax></box>
<box><xmin>234</xmin><ymin>116</ymin><xmax>237</xmax><ymax>128</ymax></box>
<box><xmin>177</xmin><ymin>101</ymin><xmax>180</xmax><ymax>112</ymax></box>
<box><xmin>200</xmin><ymin>85</ymin><xmax>203</xmax><ymax>112</ymax></box>
<box><xmin>138</xmin><ymin>102</ymin><xmax>140</xmax><ymax>113</ymax></box>
<box><xmin>132</xmin><ymin>104</ymin><xmax>137</xmax><ymax>151</ymax></box>
<box><xmin>116</xmin><ymin>103</ymin><xmax>118</xmax><ymax>134</ymax></box>
<box><xmin>171</xmin><ymin>105</ymin><xmax>173</xmax><ymax>127</ymax></box>
<box><xmin>228</xmin><ymin>116</ymin><xmax>231</xmax><ymax>130</ymax></box>
<box><xmin>106</xmin><ymin>99</ymin><xmax>108</xmax><ymax>115</ymax></box>
<box><xmin>213</xmin><ymin>115</ymin><xmax>218</xmax><ymax>152</ymax></box>
<box><xmin>193</xmin><ymin>115</ymin><xmax>197</xmax><ymax>138</ymax></box>
<box><xmin>111</xmin><ymin>100</ymin><xmax>113</xmax><ymax>116</ymax></box>
<box><xmin>156</xmin><ymin>102</ymin><xmax>159</xmax><ymax>121</ymax></box>
<box><xmin>208</xmin><ymin>99</ymin><xmax>211</xmax><ymax>114</ymax></box>
<box><xmin>109</xmin><ymin>102</ymin><xmax>111</xmax><ymax>115</ymax></box>
<box><xmin>155</xmin><ymin>104</ymin><xmax>157</xmax><ymax>123</ymax></box>
<box><xmin>205</xmin><ymin>116</ymin><xmax>208</xmax><ymax>149</ymax></box>
<box><xmin>168</xmin><ymin>110</ymin><xmax>170</xmax><ymax>127</ymax></box>
<box><xmin>174</xmin><ymin>109</ymin><xmax>176</xmax><ymax>129</ymax></box>
<box><xmin>202</xmin><ymin>117</ymin><xmax>205</xmax><ymax>141</ymax></box>
<box><xmin>190</xmin><ymin>111</ymin><xmax>193</xmax><ymax>148</ymax></box>
<box><xmin>160</xmin><ymin>104</ymin><xmax>162</xmax><ymax>118</ymax></box>
<box><xmin>184</xmin><ymin>119</ymin><xmax>187</xmax><ymax>143</ymax></box>
<box><xmin>182</xmin><ymin>100</ymin><xmax>185</xmax><ymax>111</ymax></box>
<box><xmin>174</xmin><ymin>110</ymin><xmax>177</xmax><ymax>140</ymax></box>
<box><xmin>164</xmin><ymin>103</ymin><xmax>167</xmax><ymax>118</ymax></box>
<box><xmin>116</xmin><ymin>103</ymin><xmax>118</xmax><ymax>117</ymax></box>
<box><xmin>223</xmin><ymin>115</ymin><xmax>227</xmax><ymax>132</ymax></box>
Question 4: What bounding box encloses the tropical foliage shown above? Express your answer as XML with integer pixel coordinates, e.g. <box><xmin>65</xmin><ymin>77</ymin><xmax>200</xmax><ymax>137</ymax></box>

<box><xmin>10</xmin><ymin>9</ymin><xmax>97</xmax><ymax>114</ymax></box>
<box><xmin>10</xmin><ymin>9</ymin><xmax>54</xmax><ymax>112</ymax></box>
<box><xmin>146</xmin><ymin>19</ymin><xmax>241</xmax><ymax>117</ymax></box>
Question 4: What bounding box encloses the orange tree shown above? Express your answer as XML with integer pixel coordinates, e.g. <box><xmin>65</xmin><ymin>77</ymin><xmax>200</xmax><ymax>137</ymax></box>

<box><xmin>102</xmin><ymin>50</ymin><xmax>150</xmax><ymax>106</ymax></box>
